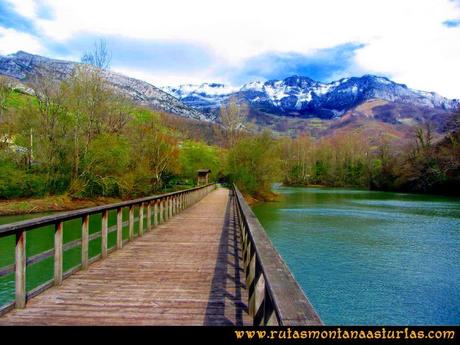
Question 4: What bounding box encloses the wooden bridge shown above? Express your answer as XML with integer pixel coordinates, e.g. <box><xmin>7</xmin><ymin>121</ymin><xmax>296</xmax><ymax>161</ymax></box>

<box><xmin>0</xmin><ymin>184</ymin><xmax>322</xmax><ymax>326</ymax></box>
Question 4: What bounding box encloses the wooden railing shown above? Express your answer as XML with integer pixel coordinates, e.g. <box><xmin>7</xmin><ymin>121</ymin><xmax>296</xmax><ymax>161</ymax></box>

<box><xmin>232</xmin><ymin>184</ymin><xmax>323</xmax><ymax>326</ymax></box>
<box><xmin>0</xmin><ymin>183</ymin><xmax>216</xmax><ymax>316</ymax></box>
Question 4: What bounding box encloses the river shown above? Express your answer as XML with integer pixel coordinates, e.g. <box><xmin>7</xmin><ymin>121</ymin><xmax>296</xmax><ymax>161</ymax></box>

<box><xmin>252</xmin><ymin>185</ymin><xmax>460</xmax><ymax>325</ymax></box>
<box><xmin>1</xmin><ymin>188</ymin><xmax>459</xmax><ymax>324</ymax></box>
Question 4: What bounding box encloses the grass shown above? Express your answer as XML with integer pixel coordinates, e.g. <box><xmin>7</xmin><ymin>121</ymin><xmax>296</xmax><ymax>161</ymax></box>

<box><xmin>5</xmin><ymin>89</ymin><xmax>34</xmax><ymax>109</ymax></box>
<box><xmin>0</xmin><ymin>194</ymin><xmax>122</xmax><ymax>216</ymax></box>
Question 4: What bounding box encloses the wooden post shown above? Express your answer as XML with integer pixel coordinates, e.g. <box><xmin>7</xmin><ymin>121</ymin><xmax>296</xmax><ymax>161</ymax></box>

<box><xmin>165</xmin><ymin>197</ymin><xmax>169</xmax><ymax>220</ymax></box>
<box><xmin>117</xmin><ymin>207</ymin><xmax>123</xmax><ymax>249</ymax></box>
<box><xmin>15</xmin><ymin>229</ymin><xmax>26</xmax><ymax>309</ymax></box>
<box><xmin>81</xmin><ymin>215</ymin><xmax>89</xmax><ymax>270</ymax></box>
<box><xmin>101</xmin><ymin>210</ymin><xmax>108</xmax><ymax>259</ymax></box>
<box><xmin>154</xmin><ymin>200</ymin><xmax>158</xmax><ymax>226</ymax></box>
<box><xmin>169</xmin><ymin>197</ymin><xmax>173</xmax><ymax>218</ymax></box>
<box><xmin>254</xmin><ymin>265</ymin><xmax>265</xmax><ymax>325</ymax></box>
<box><xmin>159</xmin><ymin>199</ymin><xmax>164</xmax><ymax>223</ymax></box>
<box><xmin>147</xmin><ymin>202</ymin><xmax>151</xmax><ymax>231</ymax></box>
<box><xmin>248</xmin><ymin>252</ymin><xmax>256</xmax><ymax>317</ymax></box>
<box><xmin>129</xmin><ymin>205</ymin><xmax>134</xmax><ymax>241</ymax></box>
<box><xmin>54</xmin><ymin>221</ymin><xmax>63</xmax><ymax>286</ymax></box>
<box><xmin>139</xmin><ymin>203</ymin><xmax>144</xmax><ymax>236</ymax></box>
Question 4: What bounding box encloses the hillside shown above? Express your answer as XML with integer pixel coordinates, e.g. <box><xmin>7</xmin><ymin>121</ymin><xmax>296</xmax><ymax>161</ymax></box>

<box><xmin>1</xmin><ymin>51</ymin><xmax>458</xmax><ymax>142</ymax></box>
<box><xmin>0</xmin><ymin>51</ymin><xmax>210</xmax><ymax>121</ymax></box>
<box><xmin>163</xmin><ymin>75</ymin><xmax>459</xmax><ymax>137</ymax></box>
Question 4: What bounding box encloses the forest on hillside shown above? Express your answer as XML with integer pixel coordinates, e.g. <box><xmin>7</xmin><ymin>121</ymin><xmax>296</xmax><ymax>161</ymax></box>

<box><xmin>0</xmin><ymin>60</ymin><xmax>459</xmax><ymax>202</ymax></box>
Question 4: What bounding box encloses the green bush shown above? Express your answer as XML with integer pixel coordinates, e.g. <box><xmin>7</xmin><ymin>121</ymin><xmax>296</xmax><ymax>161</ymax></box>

<box><xmin>0</xmin><ymin>161</ymin><xmax>47</xmax><ymax>198</ymax></box>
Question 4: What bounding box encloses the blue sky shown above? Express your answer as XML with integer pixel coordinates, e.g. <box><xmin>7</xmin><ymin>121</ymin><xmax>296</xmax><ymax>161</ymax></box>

<box><xmin>0</xmin><ymin>0</ymin><xmax>459</xmax><ymax>98</ymax></box>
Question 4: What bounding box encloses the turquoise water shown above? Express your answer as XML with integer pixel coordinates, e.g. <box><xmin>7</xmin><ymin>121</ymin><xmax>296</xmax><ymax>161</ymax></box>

<box><xmin>252</xmin><ymin>186</ymin><xmax>460</xmax><ymax>325</ymax></box>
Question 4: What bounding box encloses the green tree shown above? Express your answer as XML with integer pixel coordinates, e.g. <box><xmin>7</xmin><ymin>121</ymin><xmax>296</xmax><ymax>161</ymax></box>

<box><xmin>179</xmin><ymin>140</ymin><xmax>222</xmax><ymax>184</ymax></box>
<box><xmin>227</xmin><ymin>131</ymin><xmax>281</xmax><ymax>197</ymax></box>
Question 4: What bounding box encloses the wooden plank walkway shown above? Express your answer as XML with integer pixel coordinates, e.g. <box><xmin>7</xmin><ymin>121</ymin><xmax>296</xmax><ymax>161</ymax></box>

<box><xmin>0</xmin><ymin>188</ymin><xmax>251</xmax><ymax>325</ymax></box>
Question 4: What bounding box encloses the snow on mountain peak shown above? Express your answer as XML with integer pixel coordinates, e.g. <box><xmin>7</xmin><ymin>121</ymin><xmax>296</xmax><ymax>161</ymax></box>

<box><xmin>162</xmin><ymin>74</ymin><xmax>459</xmax><ymax>119</ymax></box>
<box><xmin>162</xmin><ymin>83</ymin><xmax>238</xmax><ymax>98</ymax></box>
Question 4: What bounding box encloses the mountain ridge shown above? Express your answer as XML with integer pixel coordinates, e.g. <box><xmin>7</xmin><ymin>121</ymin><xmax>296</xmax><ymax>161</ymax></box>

<box><xmin>162</xmin><ymin>74</ymin><xmax>459</xmax><ymax>119</ymax></box>
<box><xmin>0</xmin><ymin>51</ymin><xmax>212</xmax><ymax>121</ymax></box>
<box><xmin>1</xmin><ymin>51</ymin><xmax>458</xmax><ymax>136</ymax></box>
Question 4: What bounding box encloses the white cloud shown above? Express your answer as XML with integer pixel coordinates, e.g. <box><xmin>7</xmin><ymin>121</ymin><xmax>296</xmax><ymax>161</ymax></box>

<box><xmin>5</xmin><ymin>0</ymin><xmax>38</xmax><ymax>19</ymax></box>
<box><xmin>355</xmin><ymin>26</ymin><xmax>460</xmax><ymax>98</ymax></box>
<box><xmin>4</xmin><ymin>0</ymin><xmax>460</xmax><ymax>97</ymax></box>
<box><xmin>112</xmin><ymin>66</ymin><xmax>229</xmax><ymax>88</ymax></box>
<box><xmin>0</xmin><ymin>27</ymin><xmax>44</xmax><ymax>55</ymax></box>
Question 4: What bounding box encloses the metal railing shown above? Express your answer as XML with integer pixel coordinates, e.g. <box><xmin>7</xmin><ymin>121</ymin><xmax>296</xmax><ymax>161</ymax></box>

<box><xmin>0</xmin><ymin>183</ymin><xmax>216</xmax><ymax>316</ymax></box>
<box><xmin>232</xmin><ymin>184</ymin><xmax>323</xmax><ymax>326</ymax></box>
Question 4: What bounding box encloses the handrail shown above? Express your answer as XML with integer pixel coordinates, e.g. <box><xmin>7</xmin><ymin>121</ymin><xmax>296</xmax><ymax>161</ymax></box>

<box><xmin>0</xmin><ymin>183</ymin><xmax>216</xmax><ymax>315</ymax></box>
<box><xmin>0</xmin><ymin>183</ymin><xmax>214</xmax><ymax>236</ymax></box>
<box><xmin>232</xmin><ymin>184</ymin><xmax>323</xmax><ymax>326</ymax></box>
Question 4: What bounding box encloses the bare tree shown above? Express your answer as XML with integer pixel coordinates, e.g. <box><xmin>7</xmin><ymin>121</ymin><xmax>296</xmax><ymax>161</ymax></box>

<box><xmin>81</xmin><ymin>39</ymin><xmax>112</xmax><ymax>70</ymax></box>
<box><xmin>219</xmin><ymin>96</ymin><xmax>248</xmax><ymax>147</ymax></box>
<box><xmin>0</xmin><ymin>76</ymin><xmax>12</xmax><ymax>119</ymax></box>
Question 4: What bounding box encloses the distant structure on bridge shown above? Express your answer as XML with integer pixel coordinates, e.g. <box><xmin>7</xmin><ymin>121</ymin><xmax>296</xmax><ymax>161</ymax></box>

<box><xmin>196</xmin><ymin>169</ymin><xmax>211</xmax><ymax>186</ymax></box>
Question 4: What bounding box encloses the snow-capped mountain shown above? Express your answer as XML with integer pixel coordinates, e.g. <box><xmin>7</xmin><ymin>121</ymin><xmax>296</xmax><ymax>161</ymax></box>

<box><xmin>163</xmin><ymin>75</ymin><xmax>459</xmax><ymax>120</ymax></box>
<box><xmin>1</xmin><ymin>51</ymin><xmax>457</xmax><ymax>126</ymax></box>
<box><xmin>161</xmin><ymin>83</ymin><xmax>239</xmax><ymax>113</ymax></box>
<box><xmin>0</xmin><ymin>51</ymin><xmax>210</xmax><ymax>121</ymax></box>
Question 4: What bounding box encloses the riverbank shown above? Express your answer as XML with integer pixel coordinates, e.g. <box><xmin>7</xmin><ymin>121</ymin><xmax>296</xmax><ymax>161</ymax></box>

<box><xmin>0</xmin><ymin>195</ymin><xmax>122</xmax><ymax>216</ymax></box>
<box><xmin>282</xmin><ymin>182</ymin><xmax>460</xmax><ymax>197</ymax></box>
<box><xmin>243</xmin><ymin>191</ymin><xmax>281</xmax><ymax>206</ymax></box>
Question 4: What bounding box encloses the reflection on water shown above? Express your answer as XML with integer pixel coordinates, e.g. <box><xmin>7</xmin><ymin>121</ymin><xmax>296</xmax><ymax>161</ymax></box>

<box><xmin>252</xmin><ymin>186</ymin><xmax>460</xmax><ymax>325</ymax></box>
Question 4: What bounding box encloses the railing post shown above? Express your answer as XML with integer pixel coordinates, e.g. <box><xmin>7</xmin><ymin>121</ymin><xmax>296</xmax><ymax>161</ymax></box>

<box><xmin>101</xmin><ymin>210</ymin><xmax>108</xmax><ymax>258</ymax></box>
<box><xmin>81</xmin><ymin>215</ymin><xmax>89</xmax><ymax>270</ymax></box>
<box><xmin>154</xmin><ymin>200</ymin><xmax>158</xmax><ymax>227</ymax></box>
<box><xmin>128</xmin><ymin>205</ymin><xmax>134</xmax><ymax>241</ymax></box>
<box><xmin>15</xmin><ymin>229</ymin><xmax>26</xmax><ymax>309</ymax></box>
<box><xmin>139</xmin><ymin>203</ymin><xmax>144</xmax><ymax>236</ymax></box>
<box><xmin>54</xmin><ymin>221</ymin><xmax>63</xmax><ymax>286</ymax></box>
<box><xmin>164</xmin><ymin>197</ymin><xmax>168</xmax><ymax>221</ymax></box>
<box><xmin>167</xmin><ymin>196</ymin><xmax>171</xmax><ymax>219</ymax></box>
<box><xmin>167</xmin><ymin>197</ymin><xmax>170</xmax><ymax>219</ymax></box>
<box><xmin>253</xmin><ymin>261</ymin><xmax>265</xmax><ymax>326</ymax></box>
<box><xmin>244</xmin><ymin>238</ymin><xmax>256</xmax><ymax>317</ymax></box>
<box><xmin>264</xmin><ymin>287</ymin><xmax>278</xmax><ymax>325</ymax></box>
<box><xmin>147</xmin><ymin>202</ymin><xmax>151</xmax><ymax>232</ymax></box>
<box><xmin>169</xmin><ymin>196</ymin><xmax>173</xmax><ymax>219</ymax></box>
<box><xmin>117</xmin><ymin>207</ymin><xmax>123</xmax><ymax>249</ymax></box>
<box><xmin>159</xmin><ymin>198</ymin><xmax>164</xmax><ymax>223</ymax></box>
